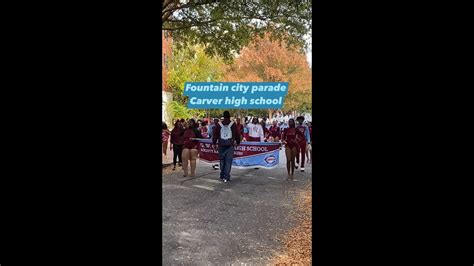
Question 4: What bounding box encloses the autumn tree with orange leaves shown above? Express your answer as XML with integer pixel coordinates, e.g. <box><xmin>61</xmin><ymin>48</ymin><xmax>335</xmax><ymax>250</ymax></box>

<box><xmin>223</xmin><ymin>34</ymin><xmax>312</xmax><ymax>118</ymax></box>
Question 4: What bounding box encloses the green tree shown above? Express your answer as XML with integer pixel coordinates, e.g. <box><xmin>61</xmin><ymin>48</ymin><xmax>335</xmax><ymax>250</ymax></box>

<box><xmin>168</xmin><ymin>45</ymin><xmax>225</xmax><ymax>103</ymax></box>
<box><xmin>167</xmin><ymin>44</ymin><xmax>225</xmax><ymax>121</ymax></box>
<box><xmin>162</xmin><ymin>0</ymin><xmax>312</xmax><ymax>62</ymax></box>
<box><xmin>166</xmin><ymin>100</ymin><xmax>205</xmax><ymax>122</ymax></box>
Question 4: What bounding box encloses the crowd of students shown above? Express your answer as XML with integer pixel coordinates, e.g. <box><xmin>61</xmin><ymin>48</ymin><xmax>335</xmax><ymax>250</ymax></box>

<box><xmin>162</xmin><ymin>114</ymin><xmax>313</xmax><ymax>181</ymax></box>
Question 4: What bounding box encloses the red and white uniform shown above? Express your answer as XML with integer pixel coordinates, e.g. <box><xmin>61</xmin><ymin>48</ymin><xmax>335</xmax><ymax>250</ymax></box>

<box><xmin>246</xmin><ymin>123</ymin><xmax>264</xmax><ymax>142</ymax></box>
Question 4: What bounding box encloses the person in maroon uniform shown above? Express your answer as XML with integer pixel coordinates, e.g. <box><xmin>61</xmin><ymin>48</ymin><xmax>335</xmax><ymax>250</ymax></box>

<box><xmin>235</xmin><ymin>117</ymin><xmax>244</xmax><ymax>141</ymax></box>
<box><xmin>170</xmin><ymin>120</ymin><xmax>184</xmax><ymax>170</ymax></box>
<box><xmin>295</xmin><ymin>116</ymin><xmax>310</xmax><ymax>172</ymax></box>
<box><xmin>199</xmin><ymin>121</ymin><xmax>209</xmax><ymax>139</ymax></box>
<box><xmin>260</xmin><ymin>119</ymin><xmax>270</xmax><ymax>141</ymax></box>
<box><xmin>182</xmin><ymin>119</ymin><xmax>203</xmax><ymax>177</ymax></box>
<box><xmin>282</xmin><ymin>118</ymin><xmax>305</xmax><ymax>180</ymax></box>
<box><xmin>268</xmin><ymin>120</ymin><xmax>281</xmax><ymax>142</ymax></box>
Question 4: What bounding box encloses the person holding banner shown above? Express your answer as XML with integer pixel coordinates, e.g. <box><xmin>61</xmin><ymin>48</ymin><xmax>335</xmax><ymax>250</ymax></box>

<box><xmin>306</xmin><ymin>121</ymin><xmax>313</xmax><ymax>165</ymax></box>
<box><xmin>246</xmin><ymin>117</ymin><xmax>265</xmax><ymax>142</ymax></box>
<box><xmin>295</xmin><ymin>116</ymin><xmax>311</xmax><ymax>172</ymax></box>
<box><xmin>212</xmin><ymin>111</ymin><xmax>241</xmax><ymax>183</ymax></box>
<box><xmin>246</xmin><ymin>117</ymin><xmax>265</xmax><ymax>169</ymax></box>
<box><xmin>282</xmin><ymin>118</ymin><xmax>305</xmax><ymax>180</ymax></box>
<box><xmin>208</xmin><ymin>118</ymin><xmax>220</xmax><ymax>170</ymax></box>
<box><xmin>182</xmin><ymin>119</ymin><xmax>203</xmax><ymax>177</ymax></box>
<box><xmin>199</xmin><ymin>121</ymin><xmax>209</xmax><ymax>139</ymax></box>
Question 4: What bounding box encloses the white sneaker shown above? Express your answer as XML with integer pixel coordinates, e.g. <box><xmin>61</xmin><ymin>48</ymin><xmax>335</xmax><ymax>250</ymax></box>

<box><xmin>300</xmin><ymin>167</ymin><xmax>305</xmax><ymax>172</ymax></box>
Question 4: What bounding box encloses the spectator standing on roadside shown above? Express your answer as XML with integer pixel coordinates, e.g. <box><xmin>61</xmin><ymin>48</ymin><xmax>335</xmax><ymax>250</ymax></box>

<box><xmin>306</xmin><ymin>121</ymin><xmax>313</xmax><ymax>164</ymax></box>
<box><xmin>162</xmin><ymin>122</ymin><xmax>170</xmax><ymax>157</ymax></box>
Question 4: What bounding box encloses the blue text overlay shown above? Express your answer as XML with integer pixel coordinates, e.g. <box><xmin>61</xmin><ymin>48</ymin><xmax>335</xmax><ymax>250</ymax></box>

<box><xmin>183</xmin><ymin>82</ymin><xmax>289</xmax><ymax>109</ymax></box>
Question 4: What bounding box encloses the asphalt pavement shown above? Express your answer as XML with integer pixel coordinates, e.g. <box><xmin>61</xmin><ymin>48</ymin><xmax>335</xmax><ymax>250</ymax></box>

<box><xmin>162</xmin><ymin>149</ymin><xmax>312</xmax><ymax>265</ymax></box>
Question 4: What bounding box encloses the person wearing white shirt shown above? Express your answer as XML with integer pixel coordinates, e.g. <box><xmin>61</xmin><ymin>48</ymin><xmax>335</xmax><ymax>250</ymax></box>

<box><xmin>246</xmin><ymin>117</ymin><xmax>265</xmax><ymax>142</ymax></box>
<box><xmin>246</xmin><ymin>117</ymin><xmax>265</xmax><ymax>169</ymax></box>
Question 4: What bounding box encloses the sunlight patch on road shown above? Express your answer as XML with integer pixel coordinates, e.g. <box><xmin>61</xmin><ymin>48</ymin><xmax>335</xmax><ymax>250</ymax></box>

<box><xmin>202</xmin><ymin>179</ymin><xmax>221</xmax><ymax>184</ymax></box>
<box><xmin>193</xmin><ymin>185</ymin><xmax>215</xmax><ymax>191</ymax></box>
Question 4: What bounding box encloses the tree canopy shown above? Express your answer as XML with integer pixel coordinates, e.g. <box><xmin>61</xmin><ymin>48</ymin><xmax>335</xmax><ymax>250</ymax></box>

<box><xmin>162</xmin><ymin>0</ymin><xmax>312</xmax><ymax>62</ymax></box>
<box><xmin>223</xmin><ymin>33</ymin><xmax>312</xmax><ymax>114</ymax></box>
<box><xmin>166</xmin><ymin>45</ymin><xmax>225</xmax><ymax>121</ymax></box>
<box><xmin>168</xmin><ymin>45</ymin><xmax>226</xmax><ymax>103</ymax></box>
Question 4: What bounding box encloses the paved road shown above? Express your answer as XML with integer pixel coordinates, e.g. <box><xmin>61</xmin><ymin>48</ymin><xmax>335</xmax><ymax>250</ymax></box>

<box><xmin>162</xmin><ymin>149</ymin><xmax>312</xmax><ymax>265</ymax></box>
